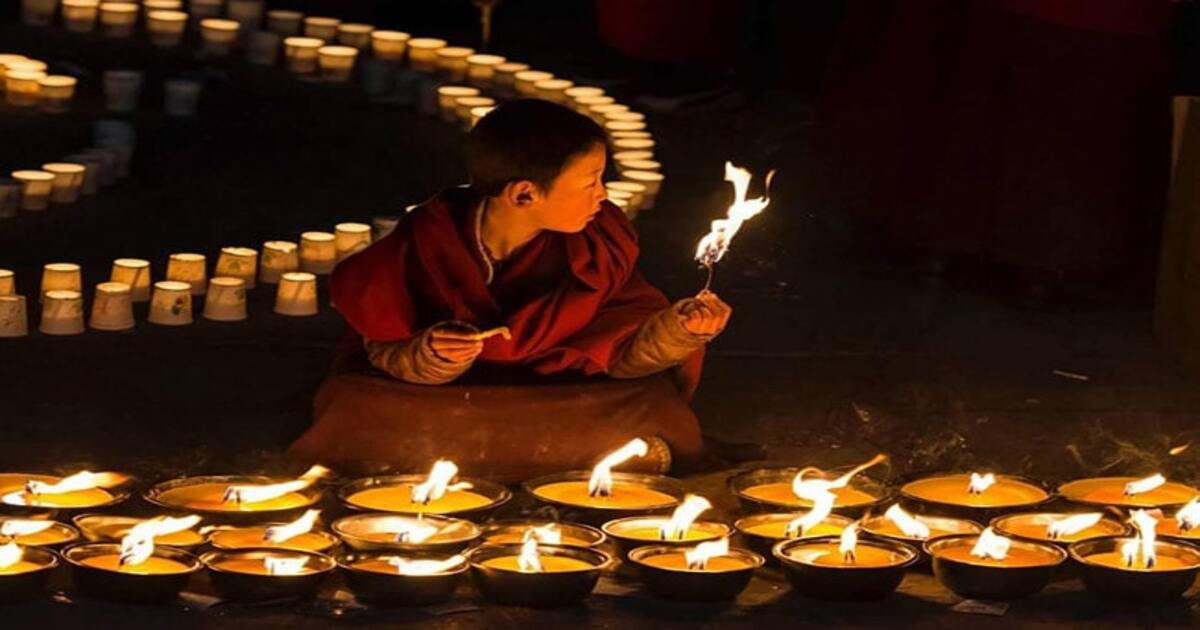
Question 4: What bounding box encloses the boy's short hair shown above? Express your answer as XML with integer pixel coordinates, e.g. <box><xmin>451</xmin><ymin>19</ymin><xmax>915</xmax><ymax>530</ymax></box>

<box><xmin>468</xmin><ymin>99</ymin><xmax>609</xmax><ymax>197</ymax></box>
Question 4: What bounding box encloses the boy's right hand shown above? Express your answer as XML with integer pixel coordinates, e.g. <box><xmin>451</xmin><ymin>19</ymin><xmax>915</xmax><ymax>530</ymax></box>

<box><xmin>426</xmin><ymin>323</ymin><xmax>485</xmax><ymax>364</ymax></box>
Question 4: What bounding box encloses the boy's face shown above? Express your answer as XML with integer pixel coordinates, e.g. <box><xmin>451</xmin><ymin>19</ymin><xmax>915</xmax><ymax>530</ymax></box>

<box><xmin>525</xmin><ymin>143</ymin><xmax>608</xmax><ymax>233</ymax></box>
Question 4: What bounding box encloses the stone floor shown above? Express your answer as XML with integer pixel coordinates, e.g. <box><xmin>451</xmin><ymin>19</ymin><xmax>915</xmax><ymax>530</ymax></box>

<box><xmin>1</xmin><ymin>11</ymin><xmax>1199</xmax><ymax>629</ymax></box>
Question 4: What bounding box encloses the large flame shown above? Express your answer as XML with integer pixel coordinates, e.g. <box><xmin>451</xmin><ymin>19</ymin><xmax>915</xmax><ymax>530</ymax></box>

<box><xmin>526</xmin><ymin>523</ymin><xmax>562</xmax><ymax>545</ymax></box>
<box><xmin>386</xmin><ymin>554</ymin><xmax>466</xmax><ymax>576</ymax></box>
<box><xmin>223</xmin><ymin>465</ymin><xmax>329</xmax><ymax>505</ymax></box>
<box><xmin>517</xmin><ymin>531</ymin><xmax>543</xmax><ymax>573</ymax></box>
<box><xmin>790</xmin><ymin>454</ymin><xmax>887</xmax><ymax>503</ymax></box>
<box><xmin>784</xmin><ymin>492</ymin><xmax>835</xmax><ymax>538</ymax></box>
<box><xmin>3</xmin><ymin>471</ymin><xmax>128</xmax><ymax>505</ymax></box>
<box><xmin>1045</xmin><ymin>513</ymin><xmax>1102</xmax><ymax>540</ymax></box>
<box><xmin>587</xmin><ymin>438</ymin><xmax>648</xmax><ymax>498</ymax></box>
<box><xmin>694</xmin><ymin>162</ymin><xmax>775</xmax><ymax>267</ymax></box>
<box><xmin>884</xmin><ymin>504</ymin><xmax>931</xmax><ymax>539</ymax></box>
<box><xmin>264</xmin><ymin>556</ymin><xmax>309</xmax><ymax>576</ymax></box>
<box><xmin>411</xmin><ymin>460</ymin><xmax>473</xmax><ymax>505</ymax></box>
<box><xmin>685</xmin><ymin>537</ymin><xmax>729</xmax><ymax>571</ymax></box>
<box><xmin>967</xmin><ymin>473</ymin><xmax>996</xmax><ymax>496</ymax></box>
<box><xmin>839</xmin><ymin>523</ymin><xmax>859</xmax><ymax>563</ymax></box>
<box><xmin>1121</xmin><ymin>509</ymin><xmax>1158</xmax><ymax>569</ymax></box>
<box><xmin>263</xmin><ymin>509</ymin><xmax>320</xmax><ymax>544</ymax></box>
<box><xmin>119</xmin><ymin>515</ymin><xmax>201</xmax><ymax>567</ymax></box>
<box><xmin>1124</xmin><ymin>474</ymin><xmax>1166</xmax><ymax>497</ymax></box>
<box><xmin>0</xmin><ymin>520</ymin><xmax>54</xmax><ymax>539</ymax></box>
<box><xmin>969</xmin><ymin>527</ymin><xmax>1011</xmax><ymax>561</ymax></box>
<box><xmin>0</xmin><ymin>542</ymin><xmax>21</xmax><ymax>569</ymax></box>
<box><xmin>1176</xmin><ymin>497</ymin><xmax>1200</xmax><ymax>532</ymax></box>
<box><xmin>658</xmin><ymin>495</ymin><xmax>712</xmax><ymax>541</ymax></box>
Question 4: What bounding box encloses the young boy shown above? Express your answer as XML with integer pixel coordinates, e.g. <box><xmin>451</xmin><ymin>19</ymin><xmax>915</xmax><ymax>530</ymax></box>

<box><xmin>290</xmin><ymin>99</ymin><xmax>731</xmax><ymax>480</ymax></box>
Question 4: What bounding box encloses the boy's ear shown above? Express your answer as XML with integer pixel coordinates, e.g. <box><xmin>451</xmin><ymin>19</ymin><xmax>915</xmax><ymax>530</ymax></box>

<box><xmin>503</xmin><ymin>180</ymin><xmax>540</xmax><ymax>206</ymax></box>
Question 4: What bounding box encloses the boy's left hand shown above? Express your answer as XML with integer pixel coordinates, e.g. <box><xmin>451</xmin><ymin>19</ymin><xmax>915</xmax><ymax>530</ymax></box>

<box><xmin>677</xmin><ymin>290</ymin><xmax>732</xmax><ymax>337</ymax></box>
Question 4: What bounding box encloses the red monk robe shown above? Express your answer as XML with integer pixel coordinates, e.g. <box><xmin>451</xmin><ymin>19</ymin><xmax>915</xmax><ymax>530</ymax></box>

<box><xmin>289</xmin><ymin>187</ymin><xmax>706</xmax><ymax>481</ymax></box>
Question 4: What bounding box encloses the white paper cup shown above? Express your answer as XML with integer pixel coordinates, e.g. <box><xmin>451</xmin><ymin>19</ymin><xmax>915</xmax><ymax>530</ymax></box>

<box><xmin>164</xmin><ymin>78</ymin><xmax>201</xmax><ymax>117</ymax></box>
<box><xmin>13</xmin><ymin>170</ymin><xmax>55</xmax><ymax>211</ymax></box>
<box><xmin>266</xmin><ymin>9</ymin><xmax>303</xmax><ymax>36</ymax></box>
<box><xmin>435</xmin><ymin>46</ymin><xmax>473</xmax><ymax>82</ymax></box>
<box><xmin>465</xmin><ymin>53</ymin><xmax>504</xmax><ymax>88</ymax></box>
<box><xmin>89</xmin><ymin>282</ymin><xmax>134</xmax><ymax>331</ymax></box>
<box><xmin>21</xmin><ymin>0</ymin><xmax>58</xmax><ymax>26</ymax></box>
<box><xmin>565</xmin><ymin>85</ymin><xmax>605</xmax><ymax>103</ymax></box>
<box><xmin>334</xmin><ymin>223</ymin><xmax>372</xmax><ymax>260</ymax></box>
<box><xmin>493</xmin><ymin>62</ymin><xmax>529</xmax><ymax>93</ymax></box>
<box><xmin>203</xmin><ymin>277</ymin><xmax>247</xmax><ymax>322</ymax></box>
<box><xmin>317</xmin><ymin>45</ymin><xmax>357</xmax><ymax>82</ymax></box>
<box><xmin>6</xmin><ymin>70</ymin><xmax>45</xmax><ymax>107</ymax></box>
<box><xmin>259</xmin><ymin>240</ymin><xmax>298</xmax><ymax>284</ymax></box>
<box><xmin>0</xmin><ymin>270</ymin><xmax>14</xmax><ymax>296</ymax></box>
<box><xmin>406</xmin><ymin>37</ymin><xmax>446</xmax><ymax>72</ymax></box>
<box><xmin>612</xmin><ymin>137</ymin><xmax>655</xmax><ymax>155</ymax></box>
<box><xmin>60</xmin><ymin>155</ymin><xmax>98</xmax><ymax>195</ymax></box>
<box><xmin>103</xmin><ymin>70</ymin><xmax>142</xmax><ymax>112</ymax></box>
<box><xmin>612</xmin><ymin>149</ymin><xmax>654</xmax><ymax>163</ymax></box>
<box><xmin>215</xmin><ymin>246</ymin><xmax>257</xmax><ymax>289</ymax></box>
<box><xmin>37</xmin><ymin>75</ymin><xmax>76</xmax><ymax>113</ymax></box>
<box><xmin>143</xmin><ymin>0</ymin><xmax>182</xmax><ymax>10</ymax></box>
<box><xmin>620</xmin><ymin>170</ymin><xmax>664</xmax><ymax>209</ymax></box>
<box><xmin>303</xmin><ymin>16</ymin><xmax>339</xmax><ymax>41</ymax></box>
<box><xmin>42</xmin><ymin>163</ymin><xmax>86</xmax><ymax>204</ymax></box>
<box><xmin>436</xmin><ymin>85</ymin><xmax>478</xmax><ymax>123</ymax></box>
<box><xmin>514</xmin><ymin>70</ymin><xmax>553</xmax><ymax>97</ymax></box>
<box><xmin>200</xmin><ymin>18</ymin><xmax>239</xmax><ymax>56</ymax></box>
<box><xmin>606</xmin><ymin>181</ymin><xmax>647</xmax><ymax>212</ymax></box>
<box><xmin>109</xmin><ymin>258</ymin><xmax>151</xmax><ymax>302</ymax></box>
<box><xmin>147</xmin><ymin>281</ymin><xmax>193</xmax><ymax>326</ymax></box>
<box><xmin>574</xmin><ymin>94</ymin><xmax>614</xmax><ymax>115</ymax></box>
<box><xmin>62</xmin><ymin>0</ymin><xmax>100</xmax><ymax>32</ymax></box>
<box><xmin>146</xmin><ymin>9</ymin><xmax>187</xmax><ymax>46</ymax></box>
<box><xmin>617</xmin><ymin>158</ymin><xmax>661</xmax><ymax>175</ymax></box>
<box><xmin>40</xmin><ymin>290</ymin><xmax>85</xmax><ymax>335</ymax></box>
<box><xmin>166</xmin><ymin>253</ymin><xmax>207</xmax><ymax>295</ymax></box>
<box><xmin>274</xmin><ymin>272</ymin><xmax>318</xmax><ymax>316</ymax></box>
<box><xmin>606</xmin><ymin>120</ymin><xmax>648</xmax><ymax>135</ymax></box>
<box><xmin>0</xmin><ymin>295</ymin><xmax>28</xmax><ymax>338</ymax></box>
<box><xmin>370</xmin><ymin>30</ymin><xmax>409</xmax><ymax>62</ymax></box>
<box><xmin>283</xmin><ymin>36</ymin><xmax>323</xmax><ymax>74</ymax></box>
<box><xmin>299</xmin><ymin>231</ymin><xmax>336</xmax><ymax>275</ymax></box>
<box><xmin>454</xmin><ymin>95</ymin><xmax>494</xmax><ymax>129</ymax></box>
<box><xmin>469</xmin><ymin>105</ymin><xmax>494</xmax><ymax>128</ymax></box>
<box><xmin>337</xmin><ymin>22</ymin><xmax>373</xmax><ymax>49</ymax></box>
<box><xmin>99</xmin><ymin>2</ymin><xmax>138</xmax><ymax>38</ymax></box>
<box><xmin>226</xmin><ymin>0</ymin><xmax>264</xmax><ymax>38</ymax></box>
<box><xmin>534</xmin><ymin>78</ymin><xmax>573</xmax><ymax>104</ymax></box>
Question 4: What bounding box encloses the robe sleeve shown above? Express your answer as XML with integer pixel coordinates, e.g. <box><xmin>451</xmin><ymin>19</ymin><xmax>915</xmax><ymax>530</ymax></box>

<box><xmin>363</xmin><ymin>329</ymin><xmax>474</xmax><ymax>385</ymax></box>
<box><xmin>329</xmin><ymin>219</ymin><xmax>421</xmax><ymax>343</ymax></box>
<box><xmin>609</xmin><ymin>301</ymin><xmax>711</xmax><ymax>379</ymax></box>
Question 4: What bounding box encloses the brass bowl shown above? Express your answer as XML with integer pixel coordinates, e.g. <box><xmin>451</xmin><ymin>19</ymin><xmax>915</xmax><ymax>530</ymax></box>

<box><xmin>0</xmin><ymin>546</ymin><xmax>57</xmax><ymax>603</ymax></box>
<box><xmin>479</xmin><ymin>520</ymin><xmax>606</xmax><ymax>548</ymax></box>
<box><xmin>898</xmin><ymin>474</ymin><xmax>1052</xmax><ymax>521</ymax></box>
<box><xmin>72</xmin><ymin>514</ymin><xmax>205</xmax><ymax>552</ymax></box>
<box><xmin>63</xmin><ymin>543</ymin><xmax>201</xmax><ymax>603</ymax></box>
<box><xmin>201</xmin><ymin>548</ymin><xmax>336</xmax><ymax>602</ymax></box>
<box><xmin>628</xmin><ymin>544</ymin><xmax>762</xmax><ymax>601</ymax></box>
<box><xmin>207</xmin><ymin>524</ymin><xmax>339</xmax><ymax>554</ymax></box>
<box><xmin>1058</xmin><ymin>477</ymin><xmax>1199</xmax><ymax>510</ymax></box>
<box><xmin>602</xmin><ymin>516</ymin><xmax>730</xmax><ymax>560</ymax></box>
<box><xmin>728</xmin><ymin>467</ymin><xmax>888</xmax><ymax>517</ymax></box>
<box><xmin>733</xmin><ymin>512</ymin><xmax>856</xmax><ymax>563</ymax></box>
<box><xmin>144</xmin><ymin>475</ymin><xmax>322</xmax><ymax>523</ymax></box>
<box><xmin>338</xmin><ymin>474</ymin><xmax>511</xmax><ymax>521</ymax></box>
<box><xmin>926</xmin><ymin>534</ymin><xmax>1066</xmax><ymax>600</ymax></box>
<box><xmin>1070</xmin><ymin>537</ymin><xmax>1200</xmax><ymax>603</ymax></box>
<box><xmin>338</xmin><ymin>551</ymin><xmax>467</xmax><ymax>606</ymax></box>
<box><xmin>466</xmin><ymin>543</ymin><xmax>610</xmax><ymax>607</ymax></box>
<box><xmin>774</xmin><ymin>536</ymin><xmax>919</xmax><ymax>601</ymax></box>
<box><xmin>991</xmin><ymin>512</ymin><xmax>1129</xmax><ymax>550</ymax></box>
<box><xmin>0</xmin><ymin>516</ymin><xmax>80</xmax><ymax>549</ymax></box>
<box><xmin>523</xmin><ymin>471</ymin><xmax>684</xmax><ymax>526</ymax></box>
<box><xmin>332</xmin><ymin>512</ymin><xmax>480</xmax><ymax>553</ymax></box>
<box><xmin>0</xmin><ymin>473</ymin><xmax>132</xmax><ymax>516</ymax></box>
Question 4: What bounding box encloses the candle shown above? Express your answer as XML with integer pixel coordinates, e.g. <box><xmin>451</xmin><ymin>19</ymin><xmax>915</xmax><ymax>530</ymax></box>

<box><xmin>1058</xmin><ymin>475</ymin><xmax>1198</xmax><ymax>509</ymax></box>
<box><xmin>89</xmin><ymin>282</ymin><xmax>135</xmax><ymax>332</ymax></box>
<box><xmin>209</xmin><ymin>509</ymin><xmax>334</xmax><ymax>552</ymax></box>
<box><xmin>0</xmin><ymin>472</ymin><xmax>126</xmax><ymax>509</ymax></box>
<box><xmin>992</xmin><ymin>512</ymin><xmax>1127</xmax><ymax>544</ymax></box>
<box><xmin>436</xmin><ymin>86</ymin><xmax>480</xmax><ymax>122</ymax></box>
<box><xmin>480</xmin><ymin>521</ymin><xmax>604</xmax><ymax>548</ymax></box>
<box><xmin>0</xmin><ymin>269</ymin><xmax>14</xmax><ymax>295</ymax></box>
<box><xmin>467</xmin><ymin>542</ymin><xmax>609</xmax><ymax>606</ymax></box>
<box><xmin>628</xmin><ymin>537</ymin><xmax>763</xmax><ymax>601</ymax></box>
<box><xmin>0</xmin><ymin>543</ymin><xmax>58</xmax><ymax>603</ymax></box>
<box><xmin>528</xmin><ymin>439</ymin><xmax>682</xmax><ymax>515</ymax></box>
<box><xmin>343</xmin><ymin>461</ymin><xmax>498</xmax><ymax>515</ymax></box>
<box><xmin>73</xmin><ymin>515</ymin><xmax>204</xmax><ymax>548</ymax></box>
<box><xmin>332</xmin><ymin>512</ymin><xmax>480</xmax><ymax>552</ymax></box>
<box><xmin>156</xmin><ymin>483</ymin><xmax>311</xmax><ymax>511</ymax></box>
<box><xmin>147</xmin><ymin>467</ymin><xmax>328</xmax><ymax>514</ymax></box>
<box><xmin>41</xmin><ymin>163</ymin><xmax>85</xmax><ymax>204</ymax></box>
<box><xmin>201</xmin><ymin>549</ymin><xmax>336</xmax><ymax>602</ymax></box>
<box><xmin>274</xmin><ymin>272</ymin><xmax>319</xmax><ymax>316</ymax></box>
<box><xmin>0</xmin><ymin>518</ymin><xmax>78</xmax><ymax>547</ymax></box>
<box><xmin>493</xmin><ymin>62</ymin><xmax>530</xmax><ymax>94</ymax></box>
<box><xmin>901</xmin><ymin>472</ymin><xmax>1049</xmax><ymax>510</ymax></box>
<box><xmin>603</xmin><ymin>495</ymin><xmax>730</xmax><ymax>558</ymax></box>
<box><xmin>926</xmin><ymin>528</ymin><xmax>1066</xmax><ymax>600</ymax></box>
<box><xmin>199</xmin><ymin>19</ymin><xmax>239</xmax><ymax>56</ymax></box>
<box><xmin>109</xmin><ymin>258</ymin><xmax>151</xmax><ymax>302</ymax></box>
<box><xmin>370</xmin><ymin>31</ymin><xmax>410</xmax><ymax>62</ymax></box>
<box><xmin>1069</xmin><ymin>509</ymin><xmax>1200</xmax><ymax>602</ymax></box>
<box><xmin>0</xmin><ymin>543</ymin><xmax>51</xmax><ymax>575</ymax></box>
<box><xmin>259</xmin><ymin>241</ymin><xmax>299</xmax><ymax>284</ymax></box>
<box><xmin>734</xmin><ymin>454</ymin><xmax>887</xmax><ymax>513</ymax></box>
<box><xmin>861</xmin><ymin>503</ymin><xmax>983</xmax><ymax>544</ymax></box>
<box><xmin>166</xmin><ymin>253</ymin><xmax>207</xmax><ymax>296</ymax></box>
<box><xmin>774</xmin><ymin>530</ymin><xmax>920</xmax><ymax>601</ymax></box>
<box><xmin>1156</xmin><ymin>497</ymin><xmax>1200</xmax><ymax>540</ymax></box>
<box><xmin>340</xmin><ymin>551</ymin><xmax>468</xmax><ymax>605</ymax></box>
<box><xmin>454</xmin><ymin>96</ymin><xmax>495</xmax><ymax>128</ymax></box>
<box><xmin>534</xmin><ymin>79</ymin><xmax>574</xmax><ymax>104</ymax></box>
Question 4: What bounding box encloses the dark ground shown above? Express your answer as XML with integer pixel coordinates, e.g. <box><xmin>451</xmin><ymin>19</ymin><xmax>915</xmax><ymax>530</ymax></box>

<box><xmin>1</xmin><ymin>6</ymin><xmax>1200</xmax><ymax>628</ymax></box>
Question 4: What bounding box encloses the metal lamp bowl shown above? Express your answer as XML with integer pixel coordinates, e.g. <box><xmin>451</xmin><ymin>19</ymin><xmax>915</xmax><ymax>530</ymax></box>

<box><xmin>0</xmin><ymin>473</ymin><xmax>132</xmax><ymax>516</ymax></box>
<box><xmin>990</xmin><ymin>512</ymin><xmax>1129</xmax><ymax>550</ymax></box>
<box><xmin>733</xmin><ymin>512</ymin><xmax>857</xmax><ymax>563</ymax></box>
<box><xmin>0</xmin><ymin>516</ymin><xmax>80</xmax><ymax>549</ymax></box>
<box><xmin>201</xmin><ymin>548</ymin><xmax>336</xmax><ymax>602</ymax></box>
<box><xmin>332</xmin><ymin>512</ymin><xmax>480</xmax><ymax>553</ymax></box>
<box><xmin>628</xmin><ymin>544</ymin><xmax>763</xmax><ymax>601</ymax></box>
<box><xmin>1069</xmin><ymin>536</ymin><xmax>1200</xmax><ymax>603</ymax></box>
<box><xmin>1057</xmin><ymin>477</ymin><xmax>1199</xmax><ymax>510</ymax></box>
<box><xmin>207</xmin><ymin>524</ymin><xmax>339</xmax><ymax>554</ymax></box>
<box><xmin>523</xmin><ymin>471</ymin><xmax>685</xmax><ymax>526</ymax></box>
<box><xmin>466</xmin><ymin>543</ymin><xmax>610</xmax><ymax>607</ymax></box>
<box><xmin>144</xmin><ymin>475</ymin><xmax>322</xmax><ymax>522</ymax></box>
<box><xmin>0</xmin><ymin>546</ymin><xmax>58</xmax><ymax>603</ymax></box>
<box><xmin>337</xmin><ymin>551</ymin><xmax>467</xmax><ymax>606</ymax></box>
<box><xmin>72</xmin><ymin>514</ymin><xmax>204</xmax><ymax>551</ymax></box>
<box><xmin>898</xmin><ymin>474</ymin><xmax>1052</xmax><ymax>521</ymax></box>
<box><xmin>63</xmin><ymin>543</ymin><xmax>201</xmax><ymax>603</ymax></box>
<box><xmin>926</xmin><ymin>534</ymin><xmax>1066</xmax><ymax>600</ymax></box>
<box><xmin>479</xmin><ymin>520</ymin><xmax>606</xmax><ymax>548</ymax></box>
<box><xmin>602</xmin><ymin>516</ymin><xmax>730</xmax><ymax>560</ymax></box>
<box><xmin>774</xmin><ymin>536</ymin><xmax>919</xmax><ymax>601</ymax></box>
<box><xmin>728</xmin><ymin>467</ymin><xmax>889</xmax><ymax>517</ymax></box>
<box><xmin>338</xmin><ymin>474</ymin><xmax>511</xmax><ymax>521</ymax></box>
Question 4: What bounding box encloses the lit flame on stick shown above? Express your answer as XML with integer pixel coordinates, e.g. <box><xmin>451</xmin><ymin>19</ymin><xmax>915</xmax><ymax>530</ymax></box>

<box><xmin>967</xmin><ymin>473</ymin><xmax>996</xmax><ymax>496</ymax></box>
<box><xmin>694</xmin><ymin>162</ymin><xmax>776</xmax><ymax>270</ymax></box>
<box><xmin>1124</xmin><ymin>474</ymin><xmax>1166</xmax><ymax>497</ymax></box>
<box><xmin>411</xmin><ymin>460</ymin><xmax>473</xmax><ymax>506</ymax></box>
<box><xmin>659</xmin><ymin>495</ymin><xmax>711</xmax><ymax>541</ymax></box>
<box><xmin>1045</xmin><ymin>513</ymin><xmax>1102</xmax><ymax>541</ymax></box>
<box><xmin>790</xmin><ymin>454</ymin><xmax>887</xmax><ymax>503</ymax></box>
<box><xmin>264</xmin><ymin>556</ymin><xmax>309</xmax><ymax>576</ymax></box>
<box><xmin>517</xmin><ymin>531</ymin><xmax>542</xmax><ymax>573</ymax></box>
<box><xmin>884</xmin><ymin>504</ymin><xmax>931</xmax><ymax>540</ymax></box>
<box><xmin>0</xmin><ymin>520</ymin><xmax>54</xmax><ymax>539</ymax></box>
<box><xmin>1122</xmin><ymin>510</ymin><xmax>1158</xmax><ymax>569</ymax></box>
<box><xmin>263</xmin><ymin>509</ymin><xmax>320</xmax><ymax>544</ymax></box>
<box><xmin>386</xmin><ymin>554</ymin><xmax>466</xmax><ymax>576</ymax></box>
<box><xmin>119</xmin><ymin>515</ymin><xmax>201</xmax><ymax>567</ymax></box>
<box><xmin>969</xmin><ymin>528</ymin><xmax>1011</xmax><ymax>561</ymax></box>
<box><xmin>526</xmin><ymin>523</ymin><xmax>561</xmax><ymax>545</ymax></box>
<box><xmin>784</xmin><ymin>492</ymin><xmax>834</xmax><ymax>538</ymax></box>
<box><xmin>839</xmin><ymin>523</ymin><xmax>859</xmax><ymax>563</ymax></box>
<box><xmin>685</xmin><ymin>537</ymin><xmax>729</xmax><ymax>571</ymax></box>
<box><xmin>3</xmin><ymin>471</ymin><xmax>128</xmax><ymax>505</ymax></box>
<box><xmin>587</xmin><ymin>438</ymin><xmax>648</xmax><ymax>498</ymax></box>
<box><xmin>1176</xmin><ymin>497</ymin><xmax>1200</xmax><ymax>533</ymax></box>
<box><xmin>223</xmin><ymin>465</ymin><xmax>330</xmax><ymax>505</ymax></box>
<box><xmin>0</xmin><ymin>542</ymin><xmax>22</xmax><ymax>570</ymax></box>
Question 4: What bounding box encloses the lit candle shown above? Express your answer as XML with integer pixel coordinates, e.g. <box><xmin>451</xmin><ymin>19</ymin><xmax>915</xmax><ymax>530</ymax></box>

<box><xmin>480</xmin><ymin>521</ymin><xmax>604</xmax><ymax>548</ymax></box>
<box><xmin>73</xmin><ymin>515</ymin><xmax>204</xmax><ymax>548</ymax></box>
<box><xmin>1070</xmin><ymin>509</ymin><xmax>1200</xmax><ymax>602</ymax></box>
<box><xmin>1156</xmin><ymin>496</ymin><xmax>1200</xmax><ymax>540</ymax></box>
<box><xmin>332</xmin><ymin>512</ymin><xmax>480</xmax><ymax>552</ymax></box>
<box><xmin>468</xmin><ymin>541</ymin><xmax>611</xmax><ymax>606</ymax></box>
<box><xmin>344</xmin><ymin>460</ymin><xmax>496</xmax><ymax>515</ymax></box>
<box><xmin>534</xmin><ymin>78</ymin><xmax>574</xmax><ymax>104</ymax></box>
<box><xmin>12</xmin><ymin>170</ymin><xmax>53</xmax><ymax>211</ymax></box>
<box><xmin>926</xmin><ymin>527</ymin><xmax>1066</xmax><ymax>600</ymax></box>
<box><xmin>603</xmin><ymin>494</ymin><xmax>730</xmax><ymax>558</ymax></box>
<box><xmin>628</xmin><ymin>537</ymin><xmax>764</xmax><ymax>601</ymax></box>
<box><xmin>1058</xmin><ymin>474</ymin><xmax>1198</xmax><ymax>509</ymax></box>
<box><xmin>901</xmin><ymin>472</ymin><xmax>1049</xmax><ymax>511</ymax></box>
<box><xmin>149</xmin><ymin>466</ymin><xmax>328</xmax><ymax>514</ymax></box>
<box><xmin>775</xmin><ymin>527</ymin><xmax>920</xmax><ymax>601</ymax></box>
<box><xmin>208</xmin><ymin>510</ymin><xmax>336</xmax><ymax>552</ymax></box>
<box><xmin>0</xmin><ymin>518</ymin><xmax>78</xmax><ymax>547</ymax></box>
<box><xmin>0</xmin><ymin>295</ymin><xmax>28</xmax><ymax>338</ymax></box>
<box><xmin>861</xmin><ymin>503</ymin><xmax>983</xmax><ymax>544</ymax></box>
<box><xmin>436</xmin><ymin>85</ymin><xmax>480</xmax><ymax>123</ymax></box>
<box><xmin>492</xmin><ymin>62</ymin><xmax>530</xmax><ymax>94</ymax></box>
<box><xmin>736</xmin><ymin>454</ymin><xmax>887</xmax><ymax>513</ymax></box>
<box><xmin>40</xmin><ymin>262</ymin><xmax>82</xmax><ymax>298</ymax></box>
<box><xmin>5</xmin><ymin>71</ymin><xmax>44</xmax><ymax>107</ymax></box>
<box><xmin>61</xmin><ymin>0</ymin><xmax>101</xmax><ymax>32</ymax></box>
<box><xmin>0</xmin><ymin>471</ymin><xmax>128</xmax><ymax>509</ymax></box>
<box><xmin>992</xmin><ymin>511</ymin><xmax>1126</xmax><ymax>545</ymax></box>
<box><xmin>528</xmin><ymin>438</ymin><xmax>681</xmax><ymax>513</ymax></box>
<box><xmin>466</xmin><ymin>54</ymin><xmax>505</xmax><ymax>88</ymax></box>
<box><xmin>513</xmin><ymin>70</ymin><xmax>553</xmax><ymax>98</ymax></box>
<box><xmin>454</xmin><ymin>96</ymin><xmax>495</xmax><ymax>129</ymax></box>
<box><xmin>0</xmin><ymin>269</ymin><xmax>13</xmax><ymax>296</ymax></box>
<box><xmin>202</xmin><ymin>549</ymin><xmax>337</xmax><ymax>602</ymax></box>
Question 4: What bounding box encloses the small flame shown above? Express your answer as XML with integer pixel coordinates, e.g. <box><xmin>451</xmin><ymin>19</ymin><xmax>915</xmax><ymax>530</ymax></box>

<box><xmin>790</xmin><ymin>454</ymin><xmax>887</xmax><ymax>502</ymax></box>
<box><xmin>1124</xmin><ymin>474</ymin><xmax>1166</xmax><ymax>497</ymax></box>
<box><xmin>386</xmin><ymin>554</ymin><xmax>466</xmax><ymax>575</ymax></box>
<box><xmin>0</xmin><ymin>542</ymin><xmax>21</xmax><ymax>569</ymax></box>
<box><xmin>526</xmin><ymin>523</ymin><xmax>561</xmax><ymax>545</ymax></box>
<box><xmin>969</xmin><ymin>527</ymin><xmax>1011</xmax><ymax>561</ymax></box>
<box><xmin>0</xmin><ymin>520</ymin><xmax>54</xmax><ymax>539</ymax></box>
<box><xmin>411</xmin><ymin>460</ymin><xmax>473</xmax><ymax>505</ymax></box>
<box><xmin>264</xmin><ymin>556</ymin><xmax>309</xmax><ymax>576</ymax></box>
<box><xmin>223</xmin><ymin>465</ymin><xmax>329</xmax><ymax>505</ymax></box>
<box><xmin>4</xmin><ymin>471</ymin><xmax>127</xmax><ymax>505</ymax></box>
<box><xmin>1045</xmin><ymin>513</ymin><xmax>1102</xmax><ymax>540</ymax></box>
<box><xmin>685</xmin><ymin>537</ymin><xmax>730</xmax><ymax>571</ymax></box>
<box><xmin>517</xmin><ymin>531</ymin><xmax>543</xmax><ymax>573</ymax></box>
<box><xmin>263</xmin><ymin>509</ymin><xmax>320</xmax><ymax>544</ymax></box>
<box><xmin>587</xmin><ymin>438</ymin><xmax>648</xmax><ymax>498</ymax></box>
<box><xmin>119</xmin><ymin>515</ymin><xmax>201</xmax><ymax>567</ymax></box>
<box><xmin>694</xmin><ymin>162</ymin><xmax>775</xmax><ymax>267</ymax></box>
<box><xmin>967</xmin><ymin>473</ymin><xmax>996</xmax><ymax>495</ymax></box>
<box><xmin>1176</xmin><ymin>497</ymin><xmax>1200</xmax><ymax>532</ymax></box>
<box><xmin>884</xmin><ymin>504</ymin><xmax>931</xmax><ymax>539</ymax></box>
<box><xmin>659</xmin><ymin>495</ymin><xmax>712</xmax><ymax>541</ymax></box>
<box><xmin>784</xmin><ymin>492</ymin><xmax>835</xmax><ymax>538</ymax></box>
<box><xmin>839</xmin><ymin>523</ymin><xmax>859</xmax><ymax>563</ymax></box>
<box><xmin>1122</xmin><ymin>510</ymin><xmax>1158</xmax><ymax>569</ymax></box>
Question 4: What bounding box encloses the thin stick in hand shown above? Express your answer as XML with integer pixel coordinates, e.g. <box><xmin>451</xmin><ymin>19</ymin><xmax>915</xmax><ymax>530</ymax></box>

<box><xmin>468</xmin><ymin>326</ymin><xmax>512</xmax><ymax>341</ymax></box>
